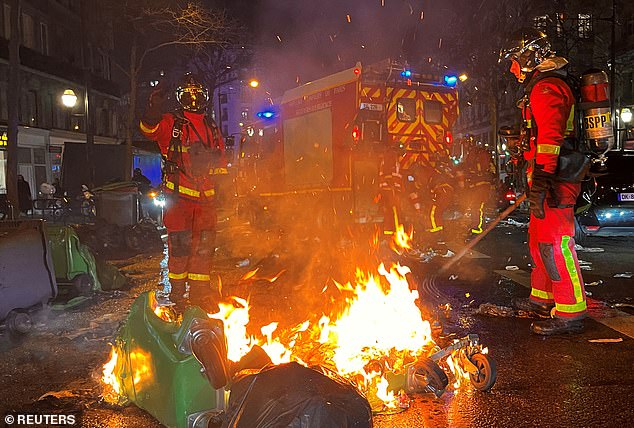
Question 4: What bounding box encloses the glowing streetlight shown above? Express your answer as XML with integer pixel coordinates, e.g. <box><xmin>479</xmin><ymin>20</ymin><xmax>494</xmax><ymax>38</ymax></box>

<box><xmin>61</xmin><ymin>89</ymin><xmax>78</xmax><ymax>108</ymax></box>
<box><xmin>249</xmin><ymin>79</ymin><xmax>259</xmax><ymax>88</ymax></box>
<box><xmin>621</xmin><ymin>107</ymin><xmax>632</xmax><ymax>124</ymax></box>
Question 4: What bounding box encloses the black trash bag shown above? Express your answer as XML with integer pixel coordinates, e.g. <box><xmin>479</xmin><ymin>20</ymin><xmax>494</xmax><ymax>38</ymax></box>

<box><xmin>222</xmin><ymin>362</ymin><xmax>373</xmax><ymax>428</ymax></box>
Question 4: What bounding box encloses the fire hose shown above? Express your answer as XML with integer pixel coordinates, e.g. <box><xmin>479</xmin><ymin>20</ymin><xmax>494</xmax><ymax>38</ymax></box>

<box><xmin>439</xmin><ymin>193</ymin><xmax>527</xmax><ymax>274</ymax></box>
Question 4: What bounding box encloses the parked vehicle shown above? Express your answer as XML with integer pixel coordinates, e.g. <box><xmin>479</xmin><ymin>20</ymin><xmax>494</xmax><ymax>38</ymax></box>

<box><xmin>575</xmin><ymin>152</ymin><xmax>634</xmax><ymax>244</ymax></box>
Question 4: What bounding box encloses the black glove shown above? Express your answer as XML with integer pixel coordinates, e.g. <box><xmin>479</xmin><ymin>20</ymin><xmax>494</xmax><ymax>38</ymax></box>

<box><xmin>529</xmin><ymin>166</ymin><xmax>555</xmax><ymax>219</ymax></box>
<box><xmin>143</xmin><ymin>88</ymin><xmax>169</xmax><ymax>126</ymax></box>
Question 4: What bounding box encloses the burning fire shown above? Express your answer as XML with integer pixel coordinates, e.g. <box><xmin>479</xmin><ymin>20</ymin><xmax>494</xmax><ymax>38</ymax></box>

<box><xmin>208</xmin><ymin>261</ymin><xmax>440</xmax><ymax>412</ymax></box>
<box><xmin>101</xmin><ymin>347</ymin><xmax>121</xmax><ymax>403</ymax></box>
<box><xmin>101</xmin><ymin>209</ymin><xmax>486</xmax><ymax>412</ymax></box>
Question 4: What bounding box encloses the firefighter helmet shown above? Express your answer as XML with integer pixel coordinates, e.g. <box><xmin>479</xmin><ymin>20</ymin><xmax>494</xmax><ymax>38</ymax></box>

<box><xmin>175</xmin><ymin>72</ymin><xmax>209</xmax><ymax>112</ymax></box>
<box><xmin>500</xmin><ymin>28</ymin><xmax>552</xmax><ymax>82</ymax></box>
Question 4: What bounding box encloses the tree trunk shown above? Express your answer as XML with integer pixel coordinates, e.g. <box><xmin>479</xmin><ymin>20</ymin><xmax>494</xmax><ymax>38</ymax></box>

<box><xmin>6</xmin><ymin>0</ymin><xmax>21</xmax><ymax>217</ymax></box>
<box><xmin>125</xmin><ymin>41</ymin><xmax>138</xmax><ymax>180</ymax></box>
<box><xmin>80</xmin><ymin>0</ymin><xmax>95</xmax><ymax>187</ymax></box>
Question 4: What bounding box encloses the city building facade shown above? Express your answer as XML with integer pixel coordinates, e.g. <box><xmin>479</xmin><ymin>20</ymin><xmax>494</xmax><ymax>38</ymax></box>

<box><xmin>0</xmin><ymin>0</ymin><xmax>122</xmax><ymax>197</ymax></box>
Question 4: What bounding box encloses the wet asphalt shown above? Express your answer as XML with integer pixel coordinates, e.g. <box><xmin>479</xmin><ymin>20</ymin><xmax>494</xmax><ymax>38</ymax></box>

<box><xmin>2</xmin><ymin>214</ymin><xmax>633</xmax><ymax>427</ymax></box>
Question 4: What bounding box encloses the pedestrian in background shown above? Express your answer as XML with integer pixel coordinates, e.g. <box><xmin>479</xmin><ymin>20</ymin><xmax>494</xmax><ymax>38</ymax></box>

<box><xmin>17</xmin><ymin>174</ymin><xmax>33</xmax><ymax>215</ymax></box>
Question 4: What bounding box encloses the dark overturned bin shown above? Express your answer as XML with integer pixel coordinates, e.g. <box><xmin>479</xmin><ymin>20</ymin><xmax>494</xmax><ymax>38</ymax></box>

<box><xmin>93</xmin><ymin>181</ymin><xmax>140</xmax><ymax>227</ymax></box>
<box><xmin>0</xmin><ymin>220</ymin><xmax>57</xmax><ymax>337</ymax></box>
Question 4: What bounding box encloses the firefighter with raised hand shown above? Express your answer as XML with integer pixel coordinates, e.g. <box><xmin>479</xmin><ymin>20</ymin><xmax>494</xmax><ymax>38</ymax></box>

<box><xmin>501</xmin><ymin>29</ymin><xmax>587</xmax><ymax>335</ymax></box>
<box><xmin>140</xmin><ymin>72</ymin><xmax>228</xmax><ymax>313</ymax></box>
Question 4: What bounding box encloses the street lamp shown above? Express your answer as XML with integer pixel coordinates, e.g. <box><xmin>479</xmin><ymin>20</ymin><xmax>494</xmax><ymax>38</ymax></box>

<box><xmin>62</xmin><ymin>85</ymin><xmax>94</xmax><ymax>186</ymax></box>
<box><xmin>249</xmin><ymin>79</ymin><xmax>259</xmax><ymax>88</ymax></box>
<box><xmin>61</xmin><ymin>89</ymin><xmax>78</xmax><ymax>108</ymax></box>
<box><xmin>621</xmin><ymin>107</ymin><xmax>632</xmax><ymax>124</ymax></box>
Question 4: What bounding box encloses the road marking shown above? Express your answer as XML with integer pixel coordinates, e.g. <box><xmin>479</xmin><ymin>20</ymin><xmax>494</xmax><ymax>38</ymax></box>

<box><xmin>495</xmin><ymin>269</ymin><xmax>634</xmax><ymax>339</ymax></box>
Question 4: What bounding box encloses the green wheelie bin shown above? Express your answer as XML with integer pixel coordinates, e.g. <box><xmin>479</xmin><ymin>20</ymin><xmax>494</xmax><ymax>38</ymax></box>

<box><xmin>45</xmin><ymin>224</ymin><xmax>101</xmax><ymax>300</ymax></box>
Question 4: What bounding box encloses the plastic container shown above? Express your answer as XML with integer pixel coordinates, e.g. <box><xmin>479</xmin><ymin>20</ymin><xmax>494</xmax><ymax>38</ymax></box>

<box><xmin>109</xmin><ymin>291</ymin><xmax>228</xmax><ymax>428</ymax></box>
<box><xmin>0</xmin><ymin>220</ymin><xmax>57</xmax><ymax>335</ymax></box>
<box><xmin>45</xmin><ymin>224</ymin><xmax>100</xmax><ymax>295</ymax></box>
<box><xmin>95</xmin><ymin>190</ymin><xmax>139</xmax><ymax>226</ymax></box>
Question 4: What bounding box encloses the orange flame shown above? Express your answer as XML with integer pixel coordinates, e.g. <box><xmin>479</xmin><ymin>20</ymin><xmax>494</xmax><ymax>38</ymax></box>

<box><xmin>101</xmin><ymin>347</ymin><xmax>121</xmax><ymax>403</ymax></box>
<box><xmin>389</xmin><ymin>208</ymin><xmax>413</xmax><ymax>253</ymax></box>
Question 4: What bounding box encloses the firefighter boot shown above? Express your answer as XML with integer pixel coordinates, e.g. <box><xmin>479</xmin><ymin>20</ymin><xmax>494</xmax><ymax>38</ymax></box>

<box><xmin>512</xmin><ymin>297</ymin><xmax>553</xmax><ymax>318</ymax></box>
<box><xmin>188</xmin><ymin>285</ymin><xmax>221</xmax><ymax>314</ymax></box>
<box><xmin>530</xmin><ymin>318</ymin><xmax>585</xmax><ymax>335</ymax></box>
<box><xmin>169</xmin><ymin>282</ymin><xmax>188</xmax><ymax>313</ymax></box>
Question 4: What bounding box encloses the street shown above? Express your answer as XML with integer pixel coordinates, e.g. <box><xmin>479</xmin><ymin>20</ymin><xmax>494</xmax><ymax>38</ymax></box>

<box><xmin>1</xmin><ymin>210</ymin><xmax>633</xmax><ymax>428</ymax></box>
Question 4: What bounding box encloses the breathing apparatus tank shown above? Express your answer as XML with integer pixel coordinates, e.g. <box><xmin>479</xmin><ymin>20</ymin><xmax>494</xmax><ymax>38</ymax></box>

<box><xmin>579</xmin><ymin>69</ymin><xmax>614</xmax><ymax>173</ymax></box>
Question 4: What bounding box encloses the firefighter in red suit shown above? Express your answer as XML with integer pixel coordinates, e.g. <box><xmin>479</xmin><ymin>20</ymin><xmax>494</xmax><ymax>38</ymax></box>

<box><xmin>501</xmin><ymin>29</ymin><xmax>586</xmax><ymax>335</ymax></box>
<box><xmin>378</xmin><ymin>147</ymin><xmax>404</xmax><ymax>233</ymax></box>
<box><xmin>463</xmin><ymin>142</ymin><xmax>494</xmax><ymax>237</ymax></box>
<box><xmin>140</xmin><ymin>73</ymin><xmax>228</xmax><ymax>313</ymax></box>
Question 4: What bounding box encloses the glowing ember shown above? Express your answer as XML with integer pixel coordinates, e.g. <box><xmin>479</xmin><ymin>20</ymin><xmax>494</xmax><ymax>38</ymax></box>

<box><xmin>129</xmin><ymin>350</ymin><xmax>153</xmax><ymax>390</ymax></box>
<box><xmin>153</xmin><ymin>305</ymin><xmax>176</xmax><ymax>323</ymax></box>
<box><xmin>101</xmin><ymin>347</ymin><xmax>121</xmax><ymax>403</ymax></box>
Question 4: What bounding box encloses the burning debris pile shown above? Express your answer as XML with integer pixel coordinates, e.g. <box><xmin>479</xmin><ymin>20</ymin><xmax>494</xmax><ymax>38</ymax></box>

<box><xmin>101</xmin><ymin>218</ymin><xmax>496</xmax><ymax>426</ymax></box>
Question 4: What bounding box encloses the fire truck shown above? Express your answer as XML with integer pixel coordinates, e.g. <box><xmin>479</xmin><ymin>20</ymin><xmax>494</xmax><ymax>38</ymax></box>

<box><xmin>236</xmin><ymin>59</ymin><xmax>459</xmax><ymax>230</ymax></box>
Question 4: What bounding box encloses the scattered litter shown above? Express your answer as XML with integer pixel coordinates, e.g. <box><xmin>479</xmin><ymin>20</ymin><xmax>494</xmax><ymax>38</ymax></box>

<box><xmin>579</xmin><ymin>260</ymin><xmax>593</xmax><ymax>271</ymax></box>
<box><xmin>504</xmin><ymin>218</ymin><xmax>528</xmax><ymax>227</ymax></box>
<box><xmin>441</xmin><ymin>250</ymin><xmax>455</xmax><ymax>258</ymax></box>
<box><xmin>477</xmin><ymin>303</ymin><xmax>514</xmax><ymax>317</ymax></box>
<box><xmin>614</xmin><ymin>272</ymin><xmax>633</xmax><ymax>278</ymax></box>
<box><xmin>588</xmin><ymin>338</ymin><xmax>623</xmax><ymax>343</ymax></box>
<box><xmin>38</xmin><ymin>390</ymin><xmax>78</xmax><ymax>401</ymax></box>
<box><xmin>236</xmin><ymin>258</ymin><xmax>251</xmax><ymax>268</ymax></box>
<box><xmin>574</xmin><ymin>244</ymin><xmax>605</xmax><ymax>253</ymax></box>
<box><xmin>612</xmin><ymin>303</ymin><xmax>634</xmax><ymax>309</ymax></box>
<box><xmin>585</xmin><ymin>291</ymin><xmax>592</xmax><ymax>296</ymax></box>
<box><xmin>405</xmin><ymin>248</ymin><xmax>437</xmax><ymax>263</ymax></box>
<box><xmin>505</xmin><ymin>265</ymin><xmax>520</xmax><ymax>271</ymax></box>
<box><xmin>475</xmin><ymin>303</ymin><xmax>532</xmax><ymax>318</ymax></box>
<box><xmin>586</xmin><ymin>280</ymin><xmax>603</xmax><ymax>287</ymax></box>
<box><xmin>448</xmin><ymin>274</ymin><xmax>458</xmax><ymax>280</ymax></box>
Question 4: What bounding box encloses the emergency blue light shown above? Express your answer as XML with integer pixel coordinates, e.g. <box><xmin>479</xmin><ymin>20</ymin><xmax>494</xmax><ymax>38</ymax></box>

<box><xmin>257</xmin><ymin>111</ymin><xmax>276</xmax><ymax>119</ymax></box>
<box><xmin>401</xmin><ymin>70</ymin><xmax>412</xmax><ymax>78</ymax></box>
<box><xmin>444</xmin><ymin>75</ymin><xmax>458</xmax><ymax>87</ymax></box>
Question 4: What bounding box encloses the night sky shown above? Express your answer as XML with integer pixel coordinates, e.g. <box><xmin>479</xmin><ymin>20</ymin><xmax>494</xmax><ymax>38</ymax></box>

<box><xmin>249</xmin><ymin>0</ymin><xmax>454</xmax><ymax>94</ymax></box>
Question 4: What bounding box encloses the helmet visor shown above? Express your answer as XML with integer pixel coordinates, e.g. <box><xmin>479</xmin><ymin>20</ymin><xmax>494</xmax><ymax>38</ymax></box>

<box><xmin>177</xmin><ymin>86</ymin><xmax>209</xmax><ymax>111</ymax></box>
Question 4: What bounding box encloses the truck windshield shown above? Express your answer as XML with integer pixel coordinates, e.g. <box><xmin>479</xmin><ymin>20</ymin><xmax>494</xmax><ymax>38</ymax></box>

<box><xmin>424</xmin><ymin>100</ymin><xmax>443</xmax><ymax>124</ymax></box>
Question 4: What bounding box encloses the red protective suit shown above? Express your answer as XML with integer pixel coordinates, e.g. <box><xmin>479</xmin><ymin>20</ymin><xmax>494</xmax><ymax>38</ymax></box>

<box><xmin>140</xmin><ymin>110</ymin><xmax>227</xmax><ymax>308</ymax></box>
<box><xmin>378</xmin><ymin>149</ymin><xmax>404</xmax><ymax>232</ymax></box>
<box><xmin>523</xmin><ymin>73</ymin><xmax>586</xmax><ymax>320</ymax></box>
<box><xmin>464</xmin><ymin>146</ymin><xmax>493</xmax><ymax>235</ymax></box>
